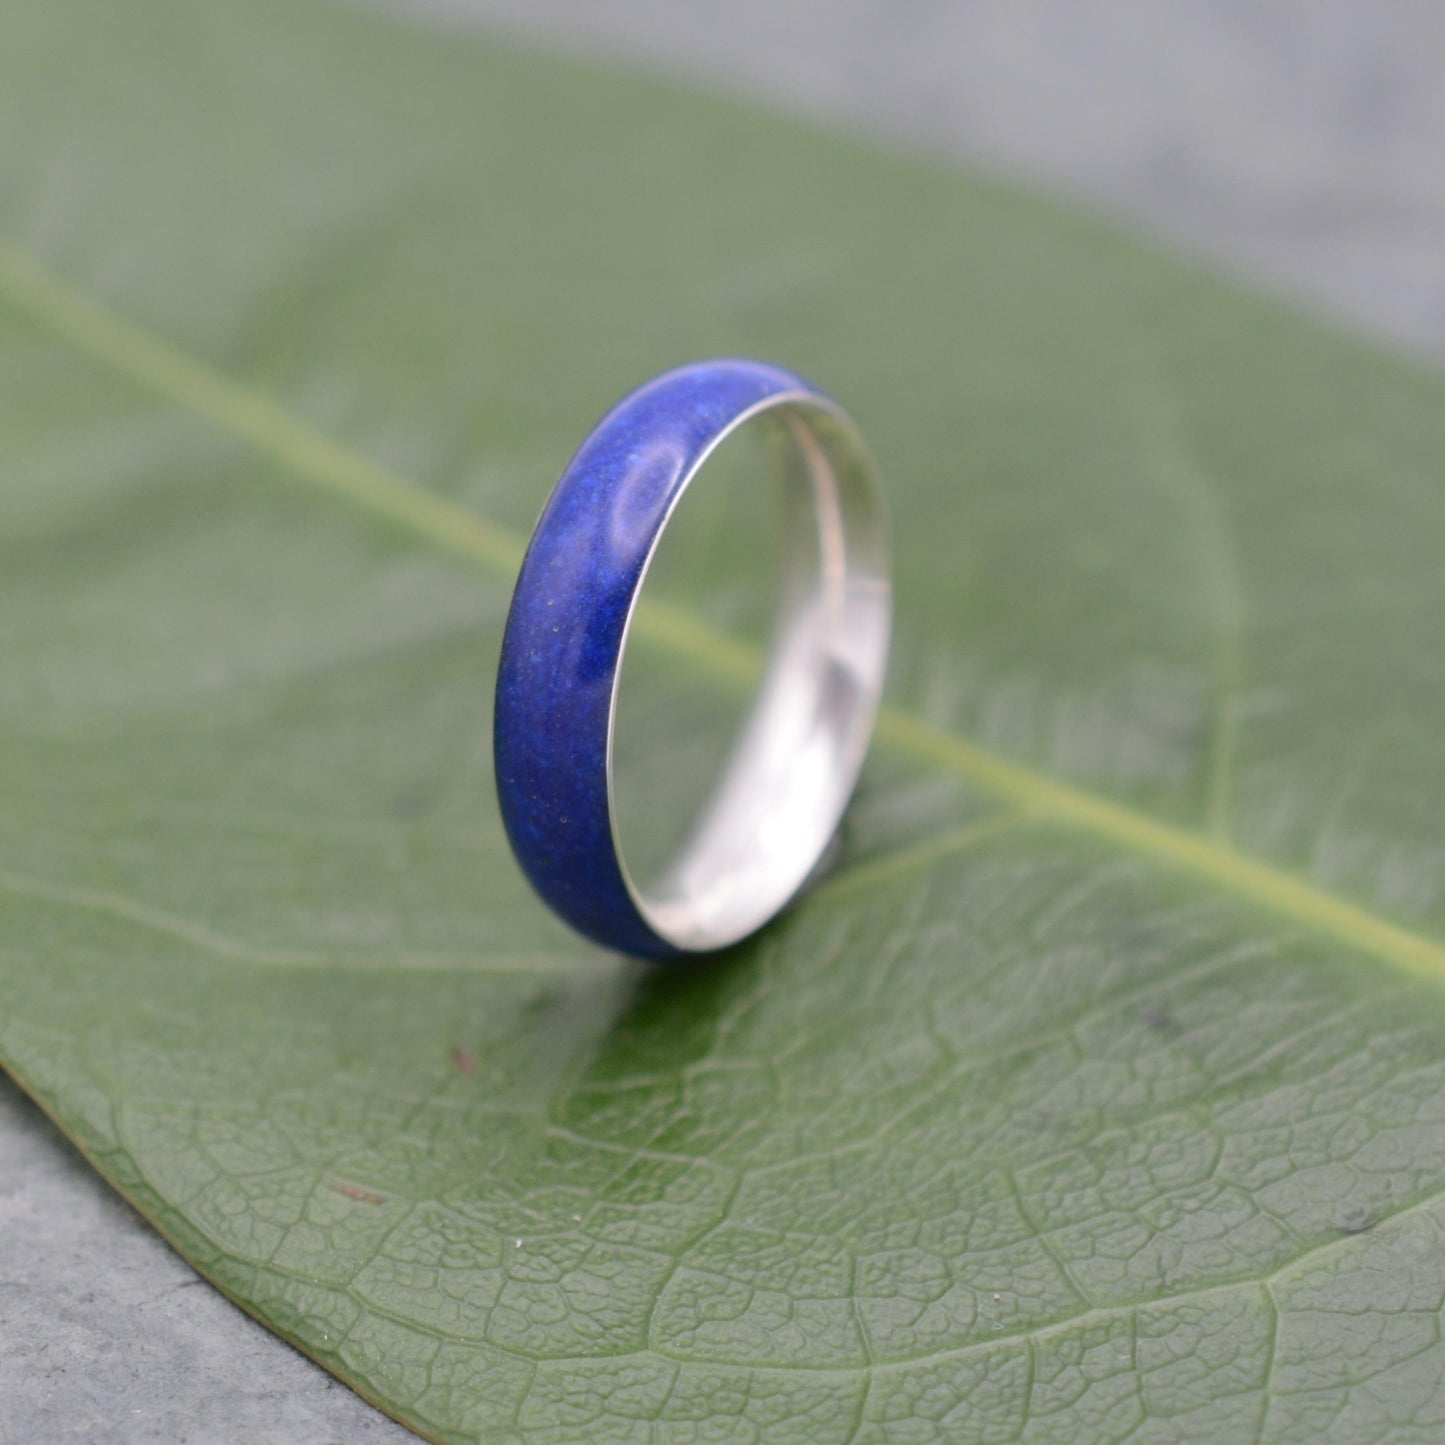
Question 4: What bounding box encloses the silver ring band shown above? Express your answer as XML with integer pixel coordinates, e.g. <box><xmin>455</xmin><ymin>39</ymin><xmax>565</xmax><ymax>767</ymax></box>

<box><xmin>494</xmin><ymin>359</ymin><xmax>892</xmax><ymax>957</ymax></box>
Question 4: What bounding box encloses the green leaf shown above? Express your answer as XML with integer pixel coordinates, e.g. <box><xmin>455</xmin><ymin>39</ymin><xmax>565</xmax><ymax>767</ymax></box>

<box><xmin>4</xmin><ymin>2</ymin><xmax>1445</xmax><ymax>1440</ymax></box>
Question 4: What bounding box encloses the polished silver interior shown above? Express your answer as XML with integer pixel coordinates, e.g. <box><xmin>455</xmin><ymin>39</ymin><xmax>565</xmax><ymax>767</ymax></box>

<box><xmin>608</xmin><ymin>395</ymin><xmax>892</xmax><ymax>952</ymax></box>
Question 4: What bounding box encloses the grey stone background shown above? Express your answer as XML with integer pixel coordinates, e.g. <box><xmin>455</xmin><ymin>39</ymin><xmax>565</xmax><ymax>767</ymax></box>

<box><xmin>400</xmin><ymin>0</ymin><xmax>1445</xmax><ymax>361</ymax></box>
<box><xmin>3</xmin><ymin>2</ymin><xmax>1443</xmax><ymax>1440</ymax></box>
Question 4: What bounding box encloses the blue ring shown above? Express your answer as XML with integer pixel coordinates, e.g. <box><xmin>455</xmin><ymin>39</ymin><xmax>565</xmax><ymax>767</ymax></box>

<box><xmin>494</xmin><ymin>358</ymin><xmax>825</xmax><ymax>958</ymax></box>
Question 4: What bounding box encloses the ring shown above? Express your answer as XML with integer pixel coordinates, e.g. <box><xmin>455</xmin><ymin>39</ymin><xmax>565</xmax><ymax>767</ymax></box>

<box><xmin>494</xmin><ymin>358</ymin><xmax>891</xmax><ymax>958</ymax></box>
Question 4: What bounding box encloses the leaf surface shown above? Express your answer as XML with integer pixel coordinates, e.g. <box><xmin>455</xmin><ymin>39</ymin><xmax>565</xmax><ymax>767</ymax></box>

<box><xmin>4</xmin><ymin>3</ymin><xmax>1445</xmax><ymax>1440</ymax></box>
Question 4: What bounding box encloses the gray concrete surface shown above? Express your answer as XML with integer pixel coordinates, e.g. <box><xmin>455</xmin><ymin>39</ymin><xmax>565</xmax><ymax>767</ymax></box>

<box><xmin>0</xmin><ymin>1087</ymin><xmax>413</xmax><ymax>1444</ymax></box>
<box><xmin>5</xmin><ymin>1</ymin><xmax>1445</xmax><ymax>1440</ymax></box>
<box><xmin>401</xmin><ymin>0</ymin><xmax>1445</xmax><ymax>362</ymax></box>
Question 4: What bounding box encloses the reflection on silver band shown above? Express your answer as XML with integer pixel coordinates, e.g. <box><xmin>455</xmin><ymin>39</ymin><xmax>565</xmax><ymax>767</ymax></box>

<box><xmin>610</xmin><ymin>393</ymin><xmax>891</xmax><ymax>952</ymax></box>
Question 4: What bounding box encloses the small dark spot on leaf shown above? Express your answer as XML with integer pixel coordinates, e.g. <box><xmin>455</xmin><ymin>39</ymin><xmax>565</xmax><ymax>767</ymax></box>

<box><xmin>450</xmin><ymin>1043</ymin><xmax>478</xmax><ymax>1075</ymax></box>
<box><xmin>1121</xmin><ymin>924</ymin><xmax>1161</xmax><ymax>950</ymax></box>
<box><xmin>522</xmin><ymin>985</ymin><xmax>563</xmax><ymax>1015</ymax></box>
<box><xmin>1336</xmin><ymin>1206</ymin><xmax>1375</xmax><ymax>1235</ymax></box>
<box><xmin>329</xmin><ymin>1180</ymin><xmax>385</xmax><ymax>1206</ymax></box>
<box><xmin>1139</xmin><ymin>1003</ymin><xmax>1174</xmax><ymax>1033</ymax></box>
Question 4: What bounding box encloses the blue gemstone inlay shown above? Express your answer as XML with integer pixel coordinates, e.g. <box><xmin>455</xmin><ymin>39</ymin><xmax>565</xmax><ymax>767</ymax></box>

<box><xmin>493</xmin><ymin>358</ymin><xmax>822</xmax><ymax>958</ymax></box>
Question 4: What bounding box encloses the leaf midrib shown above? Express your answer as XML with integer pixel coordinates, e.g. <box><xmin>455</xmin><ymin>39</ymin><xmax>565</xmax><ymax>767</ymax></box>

<box><xmin>2</xmin><ymin>242</ymin><xmax>1441</xmax><ymax>982</ymax></box>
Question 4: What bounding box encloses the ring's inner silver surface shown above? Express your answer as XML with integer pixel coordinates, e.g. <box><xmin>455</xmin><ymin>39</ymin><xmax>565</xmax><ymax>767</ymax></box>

<box><xmin>609</xmin><ymin>397</ymin><xmax>891</xmax><ymax>953</ymax></box>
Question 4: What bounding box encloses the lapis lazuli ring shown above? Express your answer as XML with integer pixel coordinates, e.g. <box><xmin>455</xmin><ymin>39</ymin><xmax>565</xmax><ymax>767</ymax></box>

<box><xmin>494</xmin><ymin>359</ymin><xmax>892</xmax><ymax>958</ymax></box>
